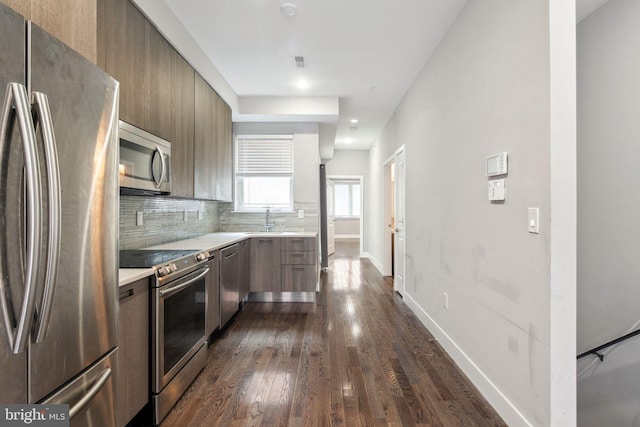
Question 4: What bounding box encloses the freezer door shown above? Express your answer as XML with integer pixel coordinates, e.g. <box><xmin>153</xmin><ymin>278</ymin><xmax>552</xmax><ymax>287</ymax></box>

<box><xmin>0</xmin><ymin>3</ymin><xmax>28</xmax><ymax>404</ymax></box>
<box><xmin>43</xmin><ymin>349</ymin><xmax>118</xmax><ymax>427</ymax></box>
<box><xmin>27</xmin><ymin>23</ymin><xmax>119</xmax><ymax>402</ymax></box>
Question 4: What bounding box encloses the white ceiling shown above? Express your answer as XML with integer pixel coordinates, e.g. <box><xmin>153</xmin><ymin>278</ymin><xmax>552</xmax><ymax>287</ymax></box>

<box><xmin>135</xmin><ymin>0</ymin><xmax>608</xmax><ymax>155</ymax></box>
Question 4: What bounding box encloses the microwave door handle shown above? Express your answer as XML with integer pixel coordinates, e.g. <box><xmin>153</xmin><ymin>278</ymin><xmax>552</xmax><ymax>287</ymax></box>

<box><xmin>152</xmin><ymin>146</ymin><xmax>166</xmax><ymax>188</ymax></box>
<box><xmin>0</xmin><ymin>83</ymin><xmax>42</xmax><ymax>354</ymax></box>
<box><xmin>158</xmin><ymin>146</ymin><xmax>167</xmax><ymax>188</ymax></box>
<box><xmin>31</xmin><ymin>92</ymin><xmax>61</xmax><ymax>343</ymax></box>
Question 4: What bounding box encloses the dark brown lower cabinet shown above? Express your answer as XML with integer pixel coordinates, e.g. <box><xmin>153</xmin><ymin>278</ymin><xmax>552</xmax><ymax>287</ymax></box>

<box><xmin>282</xmin><ymin>264</ymin><xmax>317</xmax><ymax>292</ymax></box>
<box><xmin>117</xmin><ymin>277</ymin><xmax>149</xmax><ymax>427</ymax></box>
<box><xmin>281</xmin><ymin>237</ymin><xmax>317</xmax><ymax>292</ymax></box>
<box><xmin>250</xmin><ymin>238</ymin><xmax>282</xmax><ymax>292</ymax></box>
<box><xmin>220</xmin><ymin>244</ymin><xmax>241</xmax><ymax>327</ymax></box>
<box><xmin>205</xmin><ymin>255</ymin><xmax>220</xmax><ymax>339</ymax></box>
<box><xmin>238</xmin><ymin>239</ymin><xmax>250</xmax><ymax>301</ymax></box>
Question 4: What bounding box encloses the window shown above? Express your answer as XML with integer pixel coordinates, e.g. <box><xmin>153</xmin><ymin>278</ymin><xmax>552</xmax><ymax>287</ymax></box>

<box><xmin>235</xmin><ymin>134</ymin><xmax>294</xmax><ymax>212</ymax></box>
<box><xmin>332</xmin><ymin>181</ymin><xmax>360</xmax><ymax>217</ymax></box>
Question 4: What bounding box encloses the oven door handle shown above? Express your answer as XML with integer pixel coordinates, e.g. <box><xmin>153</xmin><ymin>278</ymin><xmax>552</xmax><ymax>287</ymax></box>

<box><xmin>159</xmin><ymin>268</ymin><xmax>209</xmax><ymax>298</ymax></box>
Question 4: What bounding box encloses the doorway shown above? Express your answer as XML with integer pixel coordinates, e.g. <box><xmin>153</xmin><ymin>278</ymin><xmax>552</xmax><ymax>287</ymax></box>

<box><xmin>327</xmin><ymin>175</ymin><xmax>364</xmax><ymax>256</ymax></box>
<box><xmin>383</xmin><ymin>146</ymin><xmax>405</xmax><ymax>296</ymax></box>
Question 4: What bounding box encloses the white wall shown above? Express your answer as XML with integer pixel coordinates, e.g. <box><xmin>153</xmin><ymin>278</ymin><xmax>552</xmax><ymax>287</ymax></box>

<box><xmin>232</xmin><ymin>122</ymin><xmax>320</xmax><ymax>204</ymax></box>
<box><xmin>364</xmin><ymin>1</ymin><xmax>576</xmax><ymax>425</ymax></box>
<box><xmin>326</xmin><ymin>150</ymin><xmax>369</xmax><ymax>241</ymax></box>
<box><xmin>220</xmin><ymin>122</ymin><xmax>320</xmax><ymax>233</ymax></box>
<box><xmin>577</xmin><ymin>1</ymin><xmax>640</xmax><ymax>424</ymax></box>
<box><xmin>325</xmin><ymin>150</ymin><xmax>369</xmax><ymax>176</ymax></box>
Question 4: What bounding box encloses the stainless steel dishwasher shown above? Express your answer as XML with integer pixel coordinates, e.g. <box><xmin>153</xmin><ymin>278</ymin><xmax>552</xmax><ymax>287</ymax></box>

<box><xmin>220</xmin><ymin>243</ymin><xmax>240</xmax><ymax>327</ymax></box>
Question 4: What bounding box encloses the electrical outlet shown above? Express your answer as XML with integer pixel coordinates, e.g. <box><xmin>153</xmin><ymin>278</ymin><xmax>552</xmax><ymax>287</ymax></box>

<box><xmin>198</xmin><ymin>210</ymin><xmax>204</xmax><ymax>220</ymax></box>
<box><xmin>136</xmin><ymin>211</ymin><xmax>144</xmax><ymax>226</ymax></box>
<box><xmin>298</xmin><ymin>209</ymin><xmax>304</xmax><ymax>219</ymax></box>
<box><xmin>443</xmin><ymin>292</ymin><xmax>448</xmax><ymax>309</ymax></box>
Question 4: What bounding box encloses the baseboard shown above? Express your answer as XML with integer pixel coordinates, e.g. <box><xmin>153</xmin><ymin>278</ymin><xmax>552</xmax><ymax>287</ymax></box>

<box><xmin>335</xmin><ymin>234</ymin><xmax>360</xmax><ymax>239</ymax></box>
<box><xmin>360</xmin><ymin>252</ymin><xmax>383</xmax><ymax>275</ymax></box>
<box><xmin>402</xmin><ymin>292</ymin><xmax>532</xmax><ymax>427</ymax></box>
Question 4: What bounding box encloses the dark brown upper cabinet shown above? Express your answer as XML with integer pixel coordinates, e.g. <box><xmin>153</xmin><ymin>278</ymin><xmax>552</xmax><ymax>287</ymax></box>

<box><xmin>194</xmin><ymin>74</ymin><xmax>233</xmax><ymax>202</ymax></box>
<box><xmin>2</xmin><ymin>0</ymin><xmax>97</xmax><ymax>63</ymax></box>
<box><xmin>170</xmin><ymin>51</ymin><xmax>195</xmax><ymax>198</ymax></box>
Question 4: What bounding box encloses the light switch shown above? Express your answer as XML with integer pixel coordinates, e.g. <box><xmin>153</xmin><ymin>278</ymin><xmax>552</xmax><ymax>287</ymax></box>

<box><xmin>298</xmin><ymin>209</ymin><xmax>304</xmax><ymax>219</ymax></box>
<box><xmin>528</xmin><ymin>207</ymin><xmax>539</xmax><ymax>234</ymax></box>
<box><xmin>198</xmin><ymin>210</ymin><xmax>204</xmax><ymax>220</ymax></box>
<box><xmin>488</xmin><ymin>179</ymin><xmax>506</xmax><ymax>201</ymax></box>
<box><xmin>136</xmin><ymin>211</ymin><xmax>144</xmax><ymax>226</ymax></box>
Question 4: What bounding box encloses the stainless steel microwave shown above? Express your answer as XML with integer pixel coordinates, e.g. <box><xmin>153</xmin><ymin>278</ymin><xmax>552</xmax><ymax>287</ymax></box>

<box><xmin>119</xmin><ymin>120</ymin><xmax>171</xmax><ymax>195</ymax></box>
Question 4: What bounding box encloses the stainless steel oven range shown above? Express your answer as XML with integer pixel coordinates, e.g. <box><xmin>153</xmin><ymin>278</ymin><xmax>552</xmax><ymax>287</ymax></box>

<box><xmin>120</xmin><ymin>249</ymin><xmax>212</xmax><ymax>425</ymax></box>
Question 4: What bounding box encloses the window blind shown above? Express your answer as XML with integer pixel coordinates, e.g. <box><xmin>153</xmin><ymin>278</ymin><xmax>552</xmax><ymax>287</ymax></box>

<box><xmin>236</xmin><ymin>136</ymin><xmax>294</xmax><ymax>176</ymax></box>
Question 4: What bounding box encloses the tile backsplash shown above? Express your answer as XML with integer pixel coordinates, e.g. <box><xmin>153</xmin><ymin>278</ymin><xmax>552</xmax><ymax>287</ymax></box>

<box><xmin>120</xmin><ymin>196</ymin><xmax>221</xmax><ymax>250</ymax></box>
<box><xmin>218</xmin><ymin>201</ymin><xmax>319</xmax><ymax>232</ymax></box>
<box><xmin>119</xmin><ymin>197</ymin><xmax>318</xmax><ymax>250</ymax></box>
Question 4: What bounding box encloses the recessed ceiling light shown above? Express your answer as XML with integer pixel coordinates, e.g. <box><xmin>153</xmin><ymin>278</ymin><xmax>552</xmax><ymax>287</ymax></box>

<box><xmin>280</xmin><ymin>2</ymin><xmax>297</xmax><ymax>16</ymax></box>
<box><xmin>350</xmin><ymin>118</ymin><xmax>358</xmax><ymax>124</ymax></box>
<box><xmin>345</xmin><ymin>138</ymin><xmax>353</xmax><ymax>144</ymax></box>
<box><xmin>296</xmin><ymin>79</ymin><xmax>309</xmax><ymax>89</ymax></box>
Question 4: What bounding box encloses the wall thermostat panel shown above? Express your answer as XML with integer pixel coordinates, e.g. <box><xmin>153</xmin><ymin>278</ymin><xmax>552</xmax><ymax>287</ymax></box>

<box><xmin>486</xmin><ymin>152</ymin><xmax>508</xmax><ymax>176</ymax></box>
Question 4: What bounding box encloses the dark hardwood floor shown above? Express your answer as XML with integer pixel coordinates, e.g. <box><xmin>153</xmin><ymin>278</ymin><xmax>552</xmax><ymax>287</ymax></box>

<box><xmin>161</xmin><ymin>239</ymin><xmax>507</xmax><ymax>426</ymax></box>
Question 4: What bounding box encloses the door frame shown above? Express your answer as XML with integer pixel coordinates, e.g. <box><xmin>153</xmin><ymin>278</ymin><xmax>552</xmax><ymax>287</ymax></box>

<box><xmin>383</xmin><ymin>146</ymin><xmax>406</xmax><ymax>294</ymax></box>
<box><xmin>327</xmin><ymin>174</ymin><xmax>364</xmax><ymax>255</ymax></box>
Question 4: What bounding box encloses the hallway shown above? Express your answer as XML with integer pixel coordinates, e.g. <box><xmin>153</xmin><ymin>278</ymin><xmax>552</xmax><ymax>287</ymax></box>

<box><xmin>161</xmin><ymin>240</ymin><xmax>506</xmax><ymax>426</ymax></box>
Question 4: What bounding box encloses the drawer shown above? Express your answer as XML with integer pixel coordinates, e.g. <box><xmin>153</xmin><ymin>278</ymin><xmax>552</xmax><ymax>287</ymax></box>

<box><xmin>282</xmin><ymin>250</ymin><xmax>316</xmax><ymax>265</ymax></box>
<box><xmin>282</xmin><ymin>264</ymin><xmax>317</xmax><ymax>292</ymax></box>
<box><xmin>282</xmin><ymin>237</ymin><xmax>316</xmax><ymax>251</ymax></box>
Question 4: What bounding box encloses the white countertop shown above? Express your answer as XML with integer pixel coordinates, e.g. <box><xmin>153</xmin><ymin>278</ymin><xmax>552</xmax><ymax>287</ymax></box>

<box><xmin>119</xmin><ymin>268</ymin><xmax>154</xmax><ymax>287</ymax></box>
<box><xmin>118</xmin><ymin>231</ymin><xmax>318</xmax><ymax>287</ymax></box>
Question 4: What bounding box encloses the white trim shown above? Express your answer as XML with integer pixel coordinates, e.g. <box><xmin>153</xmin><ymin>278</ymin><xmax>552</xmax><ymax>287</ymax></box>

<box><xmin>402</xmin><ymin>293</ymin><xmax>532</xmax><ymax>427</ymax></box>
<box><xmin>360</xmin><ymin>252</ymin><xmax>384</xmax><ymax>275</ymax></box>
<box><xmin>549</xmin><ymin>1</ymin><xmax>577</xmax><ymax>424</ymax></box>
<box><xmin>335</xmin><ymin>234</ymin><xmax>359</xmax><ymax>239</ymax></box>
<box><xmin>235</xmin><ymin>133</ymin><xmax>293</xmax><ymax>140</ymax></box>
<box><xmin>382</xmin><ymin>158</ymin><xmax>394</xmax><ymax>277</ymax></box>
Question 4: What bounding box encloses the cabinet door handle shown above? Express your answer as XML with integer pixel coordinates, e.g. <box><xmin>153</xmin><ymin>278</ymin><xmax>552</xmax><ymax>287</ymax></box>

<box><xmin>291</xmin><ymin>254</ymin><xmax>305</xmax><ymax>258</ymax></box>
<box><xmin>258</xmin><ymin>239</ymin><xmax>273</xmax><ymax>243</ymax></box>
<box><xmin>291</xmin><ymin>267</ymin><xmax>305</xmax><ymax>271</ymax></box>
<box><xmin>119</xmin><ymin>288</ymin><xmax>134</xmax><ymax>301</ymax></box>
<box><xmin>225</xmin><ymin>252</ymin><xmax>237</xmax><ymax>259</ymax></box>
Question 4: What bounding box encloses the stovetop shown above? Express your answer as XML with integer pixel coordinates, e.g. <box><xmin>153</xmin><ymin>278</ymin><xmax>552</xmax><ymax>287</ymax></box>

<box><xmin>119</xmin><ymin>249</ymin><xmax>200</xmax><ymax>268</ymax></box>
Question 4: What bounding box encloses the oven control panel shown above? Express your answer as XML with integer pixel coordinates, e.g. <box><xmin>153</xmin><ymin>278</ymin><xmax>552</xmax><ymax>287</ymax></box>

<box><xmin>156</xmin><ymin>250</ymin><xmax>210</xmax><ymax>278</ymax></box>
<box><xmin>157</xmin><ymin>263</ymin><xmax>177</xmax><ymax>277</ymax></box>
<box><xmin>195</xmin><ymin>251</ymin><xmax>210</xmax><ymax>262</ymax></box>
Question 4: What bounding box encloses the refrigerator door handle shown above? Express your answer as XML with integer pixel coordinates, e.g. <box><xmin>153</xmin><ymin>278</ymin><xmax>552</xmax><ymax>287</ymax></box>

<box><xmin>69</xmin><ymin>367</ymin><xmax>112</xmax><ymax>420</ymax></box>
<box><xmin>31</xmin><ymin>92</ymin><xmax>61</xmax><ymax>343</ymax></box>
<box><xmin>0</xmin><ymin>82</ymin><xmax>42</xmax><ymax>354</ymax></box>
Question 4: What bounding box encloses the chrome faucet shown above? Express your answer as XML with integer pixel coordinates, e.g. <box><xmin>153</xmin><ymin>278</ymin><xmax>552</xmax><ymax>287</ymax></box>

<box><xmin>265</xmin><ymin>208</ymin><xmax>275</xmax><ymax>232</ymax></box>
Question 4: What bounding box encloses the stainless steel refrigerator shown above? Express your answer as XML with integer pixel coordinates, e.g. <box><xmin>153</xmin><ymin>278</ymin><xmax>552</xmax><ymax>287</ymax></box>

<box><xmin>0</xmin><ymin>4</ymin><xmax>119</xmax><ymax>425</ymax></box>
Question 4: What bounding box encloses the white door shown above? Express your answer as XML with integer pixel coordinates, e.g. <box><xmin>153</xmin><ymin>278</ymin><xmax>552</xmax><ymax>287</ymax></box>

<box><xmin>393</xmin><ymin>148</ymin><xmax>406</xmax><ymax>296</ymax></box>
<box><xmin>327</xmin><ymin>180</ymin><xmax>335</xmax><ymax>255</ymax></box>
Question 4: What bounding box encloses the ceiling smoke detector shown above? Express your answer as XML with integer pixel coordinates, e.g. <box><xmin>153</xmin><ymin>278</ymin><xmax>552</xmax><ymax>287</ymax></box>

<box><xmin>280</xmin><ymin>2</ymin><xmax>297</xmax><ymax>16</ymax></box>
